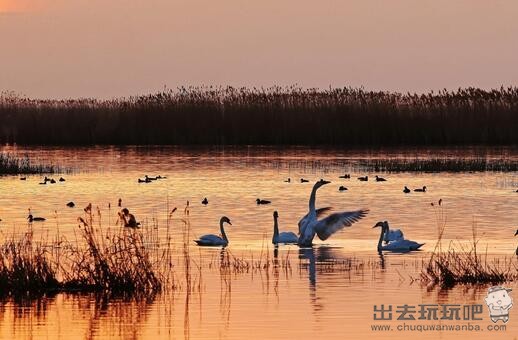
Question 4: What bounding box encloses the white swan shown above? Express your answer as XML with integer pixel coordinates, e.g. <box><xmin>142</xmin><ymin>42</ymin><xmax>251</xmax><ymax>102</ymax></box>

<box><xmin>272</xmin><ymin>211</ymin><xmax>298</xmax><ymax>244</ymax></box>
<box><xmin>374</xmin><ymin>221</ymin><xmax>423</xmax><ymax>252</ymax></box>
<box><xmin>373</xmin><ymin>221</ymin><xmax>404</xmax><ymax>243</ymax></box>
<box><xmin>298</xmin><ymin>179</ymin><xmax>368</xmax><ymax>246</ymax></box>
<box><xmin>194</xmin><ymin>216</ymin><xmax>232</xmax><ymax>247</ymax></box>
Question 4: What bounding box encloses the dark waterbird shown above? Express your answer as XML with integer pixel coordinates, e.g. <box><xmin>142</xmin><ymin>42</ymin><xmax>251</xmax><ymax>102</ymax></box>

<box><xmin>357</xmin><ymin>176</ymin><xmax>368</xmax><ymax>181</ymax></box>
<box><xmin>338</xmin><ymin>186</ymin><xmax>348</xmax><ymax>192</ymax></box>
<box><xmin>284</xmin><ymin>178</ymin><xmax>291</xmax><ymax>183</ymax></box>
<box><xmin>50</xmin><ymin>178</ymin><xmax>56</xmax><ymax>184</ymax></box>
<box><xmin>20</xmin><ymin>177</ymin><xmax>26</xmax><ymax>180</ymax></box>
<box><xmin>375</xmin><ymin>175</ymin><xmax>386</xmax><ymax>182</ymax></box>
<box><xmin>403</xmin><ymin>186</ymin><xmax>411</xmax><ymax>193</ymax></box>
<box><xmin>301</xmin><ymin>178</ymin><xmax>309</xmax><ymax>183</ymax></box>
<box><xmin>339</xmin><ymin>174</ymin><xmax>351</xmax><ymax>179</ymax></box>
<box><xmin>28</xmin><ymin>214</ymin><xmax>46</xmax><ymax>222</ymax></box>
<box><xmin>202</xmin><ymin>197</ymin><xmax>208</xmax><ymax>205</ymax></box>
<box><xmin>59</xmin><ymin>177</ymin><xmax>66</xmax><ymax>182</ymax></box>
<box><xmin>66</xmin><ymin>201</ymin><xmax>75</xmax><ymax>208</ymax></box>
<box><xmin>414</xmin><ymin>186</ymin><xmax>427</xmax><ymax>192</ymax></box>
<box><xmin>256</xmin><ymin>198</ymin><xmax>271</xmax><ymax>205</ymax></box>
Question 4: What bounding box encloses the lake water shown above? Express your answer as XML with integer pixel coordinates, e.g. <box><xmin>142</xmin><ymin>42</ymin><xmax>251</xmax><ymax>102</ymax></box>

<box><xmin>0</xmin><ymin>146</ymin><xmax>517</xmax><ymax>339</ymax></box>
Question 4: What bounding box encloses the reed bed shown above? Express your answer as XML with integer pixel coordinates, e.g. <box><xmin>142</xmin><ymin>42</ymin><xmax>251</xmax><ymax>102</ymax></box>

<box><xmin>422</xmin><ymin>200</ymin><xmax>518</xmax><ymax>287</ymax></box>
<box><xmin>2</xmin><ymin>86</ymin><xmax>518</xmax><ymax>145</ymax></box>
<box><xmin>358</xmin><ymin>157</ymin><xmax>518</xmax><ymax>172</ymax></box>
<box><xmin>0</xmin><ymin>153</ymin><xmax>61</xmax><ymax>174</ymax></box>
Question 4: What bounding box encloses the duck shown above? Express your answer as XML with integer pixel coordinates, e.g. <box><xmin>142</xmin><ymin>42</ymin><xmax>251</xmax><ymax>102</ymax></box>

<box><xmin>20</xmin><ymin>177</ymin><xmax>27</xmax><ymax>181</ymax></box>
<box><xmin>301</xmin><ymin>178</ymin><xmax>309</xmax><ymax>183</ymax></box>
<box><xmin>339</xmin><ymin>174</ymin><xmax>351</xmax><ymax>179</ymax></box>
<box><xmin>194</xmin><ymin>216</ymin><xmax>232</xmax><ymax>247</ymax></box>
<box><xmin>202</xmin><ymin>197</ymin><xmax>209</xmax><ymax>205</ymax></box>
<box><xmin>256</xmin><ymin>198</ymin><xmax>271</xmax><ymax>205</ymax></box>
<box><xmin>357</xmin><ymin>176</ymin><xmax>368</xmax><ymax>181</ymax></box>
<box><xmin>59</xmin><ymin>177</ymin><xmax>66</xmax><ymax>182</ymax></box>
<box><xmin>66</xmin><ymin>202</ymin><xmax>75</xmax><ymax>208</ymax></box>
<box><xmin>272</xmin><ymin>211</ymin><xmax>298</xmax><ymax>244</ymax></box>
<box><xmin>373</xmin><ymin>221</ymin><xmax>404</xmax><ymax>243</ymax></box>
<box><xmin>338</xmin><ymin>186</ymin><xmax>348</xmax><ymax>192</ymax></box>
<box><xmin>375</xmin><ymin>175</ymin><xmax>387</xmax><ymax>182</ymax></box>
<box><xmin>298</xmin><ymin>179</ymin><xmax>368</xmax><ymax>246</ymax></box>
<box><xmin>50</xmin><ymin>178</ymin><xmax>56</xmax><ymax>184</ymax></box>
<box><xmin>374</xmin><ymin>221</ymin><xmax>423</xmax><ymax>252</ymax></box>
<box><xmin>284</xmin><ymin>178</ymin><xmax>291</xmax><ymax>183</ymax></box>
<box><xmin>28</xmin><ymin>214</ymin><xmax>46</xmax><ymax>222</ymax></box>
<box><xmin>403</xmin><ymin>186</ymin><xmax>411</xmax><ymax>193</ymax></box>
<box><xmin>414</xmin><ymin>186</ymin><xmax>427</xmax><ymax>192</ymax></box>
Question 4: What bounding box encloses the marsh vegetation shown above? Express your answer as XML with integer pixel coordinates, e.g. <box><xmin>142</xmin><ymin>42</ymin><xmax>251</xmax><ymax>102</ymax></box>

<box><xmin>1</xmin><ymin>86</ymin><xmax>518</xmax><ymax>145</ymax></box>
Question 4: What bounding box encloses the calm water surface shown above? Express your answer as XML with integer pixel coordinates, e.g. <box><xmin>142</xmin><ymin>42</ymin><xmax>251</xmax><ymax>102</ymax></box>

<box><xmin>0</xmin><ymin>146</ymin><xmax>517</xmax><ymax>339</ymax></box>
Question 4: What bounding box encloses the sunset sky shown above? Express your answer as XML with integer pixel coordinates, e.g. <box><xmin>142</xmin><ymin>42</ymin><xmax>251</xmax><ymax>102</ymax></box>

<box><xmin>1</xmin><ymin>0</ymin><xmax>517</xmax><ymax>98</ymax></box>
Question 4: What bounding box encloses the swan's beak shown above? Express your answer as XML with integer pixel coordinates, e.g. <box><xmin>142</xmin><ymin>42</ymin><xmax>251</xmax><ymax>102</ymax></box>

<box><xmin>515</xmin><ymin>229</ymin><xmax>518</xmax><ymax>236</ymax></box>
<box><xmin>372</xmin><ymin>222</ymin><xmax>383</xmax><ymax>228</ymax></box>
<box><xmin>228</xmin><ymin>221</ymin><xmax>232</xmax><ymax>225</ymax></box>
<box><xmin>320</xmin><ymin>179</ymin><xmax>331</xmax><ymax>185</ymax></box>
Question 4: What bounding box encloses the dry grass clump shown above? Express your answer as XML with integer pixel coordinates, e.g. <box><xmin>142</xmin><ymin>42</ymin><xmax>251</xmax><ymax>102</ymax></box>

<box><xmin>422</xmin><ymin>200</ymin><xmax>518</xmax><ymax>287</ymax></box>
<box><xmin>65</xmin><ymin>210</ymin><xmax>162</xmax><ymax>294</ymax></box>
<box><xmin>361</xmin><ymin>157</ymin><xmax>518</xmax><ymax>172</ymax></box>
<box><xmin>0</xmin><ymin>231</ymin><xmax>59</xmax><ymax>295</ymax></box>
<box><xmin>0</xmin><ymin>153</ymin><xmax>61</xmax><ymax>174</ymax></box>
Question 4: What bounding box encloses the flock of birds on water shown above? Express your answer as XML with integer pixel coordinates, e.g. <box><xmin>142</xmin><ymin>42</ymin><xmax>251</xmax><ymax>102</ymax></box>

<box><xmin>193</xmin><ymin>178</ymin><xmax>427</xmax><ymax>252</ymax></box>
<box><xmin>10</xmin><ymin>173</ymin><xmax>518</xmax><ymax>254</ymax></box>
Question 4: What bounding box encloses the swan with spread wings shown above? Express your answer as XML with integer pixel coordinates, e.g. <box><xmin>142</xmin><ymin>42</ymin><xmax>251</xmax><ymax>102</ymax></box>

<box><xmin>298</xmin><ymin>179</ymin><xmax>369</xmax><ymax>247</ymax></box>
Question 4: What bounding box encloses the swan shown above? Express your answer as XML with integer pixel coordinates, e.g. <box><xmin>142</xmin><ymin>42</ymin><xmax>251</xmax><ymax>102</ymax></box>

<box><xmin>414</xmin><ymin>186</ymin><xmax>427</xmax><ymax>192</ymax></box>
<box><xmin>194</xmin><ymin>216</ymin><xmax>232</xmax><ymax>247</ymax></box>
<box><xmin>298</xmin><ymin>179</ymin><xmax>368</xmax><ymax>246</ymax></box>
<box><xmin>403</xmin><ymin>186</ymin><xmax>411</xmax><ymax>193</ymax></box>
<box><xmin>202</xmin><ymin>197</ymin><xmax>209</xmax><ymax>205</ymax></box>
<box><xmin>374</xmin><ymin>221</ymin><xmax>423</xmax><ymax>252</ymax></box>
<box><xmin>375</xmin><ymin>175</ymin><xmax>387</xmax><ymax>182</ymax></box>
<box><xmin>28</xmin><ymin>214</ymin><xmax>46</xmax><ymax>222</ymax></box>
<box><xmin>358</xmin><ymin>176</ymin><xmax>368</xmax><ymax>181</ymax></box>
<box><xmin>338</xmin><ymin>186</ymin><xmax>348</xmax><ymax>192</ymax></box>
<box><xmin>373</xmin><ymin>221</ymin><xmax>404</xmax><ymax>243</ymax></box>
<box><xmin>272</xmin><ymin>211</ymin><xmax>298</xmax><ymax>244</ymax></box>
<box><xmin>256</xmin><ymin>198</ymin><xmax>271</xmax><ymax>205</ymax></box>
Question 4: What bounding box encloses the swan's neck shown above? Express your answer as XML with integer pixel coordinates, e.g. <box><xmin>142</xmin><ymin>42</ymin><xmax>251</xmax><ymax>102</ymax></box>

<box><xmin>220</xmin><ymin>221</ymin><xmax>228</xmax><ymax>242</ymax></box>
<box><xmin>377</xmin><ymin>226</ymin><xmax>386</xmax><ymax>251</ymax></box>
<box><xmin>308</xmin><ymin>184</ymin><xmax>319</xmax><ymax>217</ymax></box>
<box><xmin>273</xmin><ymin>216</ymin><xmax>279</xmax><ymax>239</ymax></box>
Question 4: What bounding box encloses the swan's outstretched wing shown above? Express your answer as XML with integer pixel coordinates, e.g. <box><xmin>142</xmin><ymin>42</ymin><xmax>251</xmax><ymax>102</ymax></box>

<box><xmin>314</xmin><ymin>209</ymin><xmax>369</xmax><ymax>240</ymax></box>
<box><xmin>298</xmin><ymin>207</ymin><xmax>333</xmax><ymax>234</ymax></box>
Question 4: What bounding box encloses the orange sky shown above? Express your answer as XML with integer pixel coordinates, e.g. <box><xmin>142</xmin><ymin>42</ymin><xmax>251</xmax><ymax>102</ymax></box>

<box><xmin>0</xmin><ymin>0</ymin><xmax>517</xmax><ymax>98</ymax></box>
